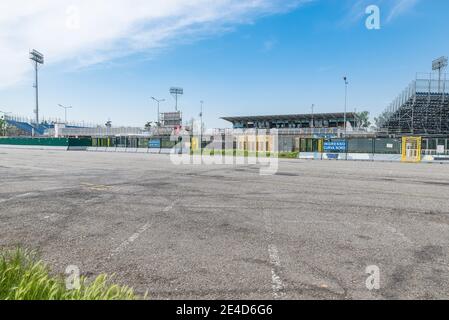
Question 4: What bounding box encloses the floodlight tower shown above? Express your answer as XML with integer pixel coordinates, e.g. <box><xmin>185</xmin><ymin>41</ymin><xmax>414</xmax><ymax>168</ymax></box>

<box><xmin>170</xmin><ymin>87</ymin><xmax>184</xmax><ymax>111</ymax></box>
<box><xmin>29</xmin><ymin>50</ymin><xmax>44</xmax><ymax>125</ymax></box>
<box><xmin>432</xmin><ymin>56</ymin><xmax>448</xmax><ymax>93</ymax></box>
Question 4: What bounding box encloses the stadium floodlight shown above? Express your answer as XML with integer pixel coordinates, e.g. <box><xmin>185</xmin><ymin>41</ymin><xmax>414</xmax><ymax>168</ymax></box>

<box><xmin>432</xmin><ymin>56</ymin><xmax>448</xmax><ymax>71</ymax></box>
<box><xmin>29</xmin><ymin>50</ymin><xmax>44</xmax><ymax>126</ymax></box>
<box><xmin>432</xmin><ymin>56</ymin><xmax>448</xmax><ymax>93</ymax></box>
<box><xmin>170</xmin><ymin>87</ymin><xmax>184</xmax><ymax>111</ymax></box>
<box><xmin>151</xmin><ymin>97</ymin><xmax>165</xmax><ymax>126</ymax></box>
<box><xmin>29</xmin><ymin>50</ymin><xmax>44</xmax><ymax>64</ymax></box>
<box><xmin>58</xmin><ymin>104</ymin><xmax>73</xmax><ymax>124</ymax></box>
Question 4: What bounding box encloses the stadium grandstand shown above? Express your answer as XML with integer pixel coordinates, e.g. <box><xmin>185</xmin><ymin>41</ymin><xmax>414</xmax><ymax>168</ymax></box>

<box><xmin>222</xmin><ymin>112</ymin><xmax>357</xmax><ymax>130</ymax></box>
<box><xmin>3</xmin><ymin>115</ymin><xmax>97</xmax><ymax>136</ymax></box>
<box><xmin>379</xmin><ymin>72</ymin><xmax>449</xmax><ymax>136</ymax></box>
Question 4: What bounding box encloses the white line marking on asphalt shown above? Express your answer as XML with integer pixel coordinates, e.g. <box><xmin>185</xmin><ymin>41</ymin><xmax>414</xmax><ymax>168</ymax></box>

<box><xmin>386</xmin><ymin>226</ymin><xmax>413</xmax><ymax>244</ymax></box>
<box><xmin>110</xmin><ymin>222</ymin><xmax>152</xmax><ymax>257</ymax></box>
<box><xmin>264</xmin><ymin>213</ymin><xmax>286</xmax><ymax>299</ymax></box>
<box><xmin>109</xmin><ymin>202</ymin><xmax>177</xmax><ymax>259</ymax></box>
<box><xmin>0</xmin><ymin>192</ymin><xmax>40</xmax><ymax>203</ymax></box>
<box><xmin>268</xmin><ymin>244</ymin><xmax>285</xmax><ymax>299</ymax></box>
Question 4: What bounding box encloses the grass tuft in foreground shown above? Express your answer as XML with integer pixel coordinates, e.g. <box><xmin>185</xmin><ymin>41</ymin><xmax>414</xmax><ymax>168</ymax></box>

<box><xmin>0</xmin><ymin>248</ymin><xmax>136</xmax><ymax>300</ymax></box>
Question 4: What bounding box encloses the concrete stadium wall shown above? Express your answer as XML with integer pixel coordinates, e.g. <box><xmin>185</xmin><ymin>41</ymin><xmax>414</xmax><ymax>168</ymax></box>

<box><xmin>298</xmin><ymin>152</ymin><xmax>449</xmax><ymax>163</ymax></box>
<box><xmin>422</xmin><ymin>155</ymin><xmax>449</xmax><ymax>163</ymax></box>
<box><xmin>86</xmin><ymin>147</ymin><xmax>175</xmax><ymax>154</ymax></box>
<box><xmin>299</xmin><ymin>152</ymin><xmax>402</xmax><ymax>162</ymax></box>
<box><xmin>0</xmin><ymin>144</ymin><xmax>68</xmax><ymax>151</ymax></box>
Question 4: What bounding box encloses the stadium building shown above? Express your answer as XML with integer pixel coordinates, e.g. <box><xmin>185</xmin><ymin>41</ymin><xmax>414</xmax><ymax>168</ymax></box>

<box><xmin>222</xmin><ymin>112</ymin><xmax>357</xmax><ymax>130</ymax></box>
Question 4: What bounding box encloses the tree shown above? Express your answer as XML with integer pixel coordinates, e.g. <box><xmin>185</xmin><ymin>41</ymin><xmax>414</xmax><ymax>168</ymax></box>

<box><xmin>356</xmin><ymin>111</ymin><xmax>371</xmax><ymax>129</ymax></box>
<box><xmin>373</xmin><ymin>111</ymin><xmax>389</xmax><ymax>129</ymax></box>
<box><xmin>144</xmin><ymin>121</ymin><xmax>153</xmax><ymax>131</ymax></box>
<box><xmin>0</xmin><ymin>118</ymin><xmax>7</xmax><ymax>136</ymax></box>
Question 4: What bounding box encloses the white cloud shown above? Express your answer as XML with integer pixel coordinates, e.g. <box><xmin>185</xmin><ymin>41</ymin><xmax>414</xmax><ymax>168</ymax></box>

<box><xmin>387</xmin><ymin>0</ymin><xmax>419</xmax><ymax>22</ymax></box>
<box><xmin>343</xmin><ymin>0</ymin><xmax>420</xmax><ymax>26</ymax></box>
<box><xmin>0</xmin><ymin>0</ymin><xmax>306</xmax><ymax>88</ymax></box>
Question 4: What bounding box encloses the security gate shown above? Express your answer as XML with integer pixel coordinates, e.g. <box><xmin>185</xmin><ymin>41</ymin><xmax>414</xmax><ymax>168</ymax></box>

<box><xmin>402</xmin><ymin>137</ymin><xmax>422</xmax><ymax>162</ymax></box>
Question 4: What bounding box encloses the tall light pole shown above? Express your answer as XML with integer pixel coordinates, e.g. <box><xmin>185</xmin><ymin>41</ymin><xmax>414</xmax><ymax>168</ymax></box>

<box><xmin>29</xmin><ymin>50</ymin><xmax>44</xmax><ymax>125</ymax></box>
<box><xmin>432</xmin><ymin>57</ymin><xmax>448</xmax><ymax>93</ymax></box>
<box><xmin>311</xmin><ymin>104</ymin><xmax>315</xmax><ymax>129</ymax></box>
<box><xmin>343</xmin><ymin>76</ymin><xmax>349</xmax><ymax>137</ymax></box>
<box><xmin>151</xmin><ymin>97</ymin><xmax>165</xmax><ymax>126</ymax></box>
<box><xmin>170</xmin><ymin>87</ymin><xmax>183</xmax><ymax>111</ymax></box>
<box><xmin>58</xmin><ymin>104</ymin><xmax>72</xmax><ymax>124</ymax></box>
<box><xmin>200</xmin><ymin>101</ymin><xmax>204</xmax><ymax>153</ymax></box>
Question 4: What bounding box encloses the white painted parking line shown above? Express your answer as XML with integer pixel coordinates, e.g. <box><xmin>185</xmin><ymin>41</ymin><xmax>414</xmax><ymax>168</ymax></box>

<box><xmin>110</xmin><ymin>222</ymin><xmax>152</xmax><ymax>257</ymax></box>
<box><xmin>264</xmin><ymin>212</ymin><xmax>286</xmax><ymax>299</ymax></box>
<box><xmin>108</xmin><ymin>201</ymin><xmax>177</xmax><ymax>259</ymax></box>
<box><xmin>268</xmin><ymin>244</ymin><xmax>285</xmax><ymax>299</ymax></box>
<box><xmin>0</xmin><ymin>192</ymin><xmax>40</xmax><ymax>204</ymax></box>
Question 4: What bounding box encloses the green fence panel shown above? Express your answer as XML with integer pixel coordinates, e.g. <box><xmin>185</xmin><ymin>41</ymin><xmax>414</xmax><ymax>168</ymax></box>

<box><xmin>0</xmin><ymin>137</ymin><xmax>92</xmax><ymax>147</ymax></box>
<box><xmin>68</xmin><ymin>138</ymin><xmax>92</xmax><ymax>147</ymax></box>
<box><xmin>347</xmin><ymin>138</ymin><xmax>373</xmax><ymax>154</ymax></box>
<box><xmin>0</xmin><ymin>137</ymin><xmax>70</xmax><ymax>146</ymax></box>
<box><xmin>374</xmin><ymin>138</ymin><xmax>401</xmax><ymax>154</ymax></box>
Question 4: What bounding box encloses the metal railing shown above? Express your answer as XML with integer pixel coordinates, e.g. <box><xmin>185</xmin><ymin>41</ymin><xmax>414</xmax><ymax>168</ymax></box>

<box><xmin>45</xmin><ymin>127</ymin><xmax>146</xmax><ymax>137</ymax></box>
<box><xmin>422</xmin><ymin>149</ymin><xmax>449</xmax><ymax>156</ymax></box>
<box><xmin>4</xmin><ymin>114</ymin><xmax>98</xmax><ymax>128</ymax></box>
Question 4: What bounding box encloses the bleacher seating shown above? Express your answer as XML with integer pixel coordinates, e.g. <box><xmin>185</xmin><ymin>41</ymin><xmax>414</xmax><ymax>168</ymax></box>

<box><xmin>380</xmin><ymin>77</ymin><xmax>449</xmax><ymax>135</ymax></box>
<box><xmin>5</xmin><ymin>119</ymin><xmax>57</xmax><ymax>136</ymax></box>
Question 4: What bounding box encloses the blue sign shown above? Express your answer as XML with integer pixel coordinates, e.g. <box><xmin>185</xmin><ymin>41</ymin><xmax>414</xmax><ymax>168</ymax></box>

<box><xmin>149</xmin><ymin>139</ymin><xmax>161</xmax><ymax>148</ymax></box>
<box><xmin>323</xmin><ymin>140</ymin><xmax>347</xmax><ymax>152</ymax></box>
<box><xmin>326</xmin><ymin>153</ymin><xmax>340</xmax><ymax>160</ymax></box>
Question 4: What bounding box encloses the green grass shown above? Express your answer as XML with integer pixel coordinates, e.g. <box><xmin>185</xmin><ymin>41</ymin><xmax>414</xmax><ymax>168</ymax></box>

<box><xmin>0</xmin><ymin>248</ymin><xmax>137</xmax><ymax>300</ymax></box>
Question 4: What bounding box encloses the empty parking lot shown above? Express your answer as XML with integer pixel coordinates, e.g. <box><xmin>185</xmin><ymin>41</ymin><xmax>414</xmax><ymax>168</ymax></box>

<box><xmin>1</xmin><ymin>149</ymin><xmax>449</xmax><ymax>299</ymax></box>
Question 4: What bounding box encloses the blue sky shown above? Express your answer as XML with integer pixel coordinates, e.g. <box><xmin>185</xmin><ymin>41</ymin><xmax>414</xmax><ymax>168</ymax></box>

<box><xmin>0</xmin><ymin>0</ymin><xmax>448</xmax><ymax>128</ymax></box>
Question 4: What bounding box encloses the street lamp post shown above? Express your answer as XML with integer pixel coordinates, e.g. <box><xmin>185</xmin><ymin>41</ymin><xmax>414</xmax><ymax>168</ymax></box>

<box><xmin>311</xmin><ymin>104</ymin><xmax>315</xmax><ymax>129</ymax></box>
<box><xmin>343</xmin><ymin>77</ymin><xmax>349</xmax><ymax>137</ymax></box>
<box><xmin>151</xmin><ymin>97</ymin><xmax>165</xmax><ymax>127</ymax></box>
<box><xmin>58</xmin><ymin>104</ymin><xmax>73</xmax><ymax>124</ymax></box>
<box><xmin>200</xmin><ymin>101</ymin><xmax>204</xmax><ymax>153</ymax></box>
<box><xmin>343</xmin><ymin>77</ymin><xmax>349</xmax><ymax>160</ymax></box>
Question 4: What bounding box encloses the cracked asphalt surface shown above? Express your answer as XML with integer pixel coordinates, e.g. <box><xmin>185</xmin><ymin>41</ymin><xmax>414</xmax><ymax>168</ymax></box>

<box><xmin>1</xmin><ymin>149</ymin><xmax>449</xmax><ymax>299</ymax></box>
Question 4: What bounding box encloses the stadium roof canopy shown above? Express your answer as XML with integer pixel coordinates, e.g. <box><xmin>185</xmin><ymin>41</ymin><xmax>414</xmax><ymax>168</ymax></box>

<box><xmin>221</xmin><ymin>112</ymin><xmax>356</xmax><ymax>123</ymax></box>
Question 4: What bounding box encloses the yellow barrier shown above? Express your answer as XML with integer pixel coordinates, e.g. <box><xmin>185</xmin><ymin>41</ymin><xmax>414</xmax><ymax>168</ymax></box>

<box><xmin>401</xmin><ymin>137</ymin><xmax>422</xmax><ymax>163</ymax></box>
